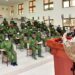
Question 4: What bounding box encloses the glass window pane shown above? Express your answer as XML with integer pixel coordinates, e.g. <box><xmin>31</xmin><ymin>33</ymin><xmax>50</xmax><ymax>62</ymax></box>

<box><xmin>44</xmin><ymin>16</ymin><xmax>48</xmax><ymax>20</ymax></box>
<box><xmin>50</xmin><ymin>19</ymin><xmax>54</xmax><ymax>25</ymax></box>
<box><xmin>44</xmin><ymin>0</ymin><xmax>49</xmax><ymax>4</ymax></box>
<box><xmin>71</xmin><ymin>19</ymin><xmax>75</xmax><ymax>26</ymax></box>
<box><xmin>50</xmin><ymin>0</ymin><xmax>53</xmax><ymax>2</ymax></box>
<box><xmin>29</xmin><ymin>0</ymin><xmax>36</xmax><ymax>13</ymax></box>
<box><xmin>63</xmin><ymin>19</ymin><xmax>70</xmax><ymax>26</ymax></box>
<box><xmin>49</xmin><ymin>4</ymin><xmax>53</xmax><ymax>8</ymax></box>
<box><xmin>65</xmin><ymin>27</ymin><xmax>70</xmax><ymax>31</ymax></box>
<box><xmin>45</xmin><ymin>20</ymin><xmax>49</xmax><ymax>26</ymax></box>
<box><xmin>70</xmin><ymin>0</ymin><xmax>75</xmax><ymax>6</ymax></box>
<box><xmin>64</xmin><ymin>1</ymin><xmax>69</xmax><ymax>7</ymax></box>
<box><xmin>29</xmin><ymin>8</ymin><xmax>33</xmax><ymax>13</ymax></box>
<box><xmin>44</xmin><ymin>4</ymin><xmax>49</xmax><ymax>9</ymax></box>
<box><xmin>33</xmin><ymin>1</ymin><xmax>36</xmax><ymax>6</ymax></box>
<box><xmin>10</xmin><ymin>6</ymin><xmax>14</xmax><ymax>16</ymax></box>
<box><xmin>30</xmin><ymin>2</ymin><xmax>33</xmax><ymax>6</ymax></box>
<box><xmin>19</xmin><ymin>5</ymin><xmax>21</xmax><ymax>9</ymax></box>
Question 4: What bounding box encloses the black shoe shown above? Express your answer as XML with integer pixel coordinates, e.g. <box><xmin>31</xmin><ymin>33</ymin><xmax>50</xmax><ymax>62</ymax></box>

<box><xmin>38</xmin><ymin>55</ymin><xmax>44</xmax><ymax>58</ymax></box>
<box><xmin>11</xmin><ymin>62</ymin><xmax>18</xmax><ymax>66</ymax></box>
<box><xmin>11</xmin><ymin>62</ymin><xmax>13</xmax><ymax>65</ymax></box>
<box><xmin>33</xmin><ymin>57</ymin><xmax>37</xmax><ymax>60</ymax></box>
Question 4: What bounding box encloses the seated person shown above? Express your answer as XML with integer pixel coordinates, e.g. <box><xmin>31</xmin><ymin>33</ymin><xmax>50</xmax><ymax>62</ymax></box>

<box><xmin>1</xmin><ymin>36</ymin><xmax>17</xmax><ymax>66</ymax></box>
<box><xmin>13</xmin><ymin>32</ymin><xmax>20</xmax><ymax>44</ymax></box>
<box><xmin>29</xmin><ymin>32</ymin><xmax>43</xmax><ymax>60</ymax></box>
<box><xmin>2</xmin><ymin>18</ymin><xmax>8</xmax><ymax>27</ymax></box>
<box><xmin>56</xmin><ymin>25</ymin><xmax>63</xmax><ymax>36</ymax></box>
<box><xmin>10</xmin><ymin>18</ymin><xmax>15</xmax><ymax>25</ymax></box>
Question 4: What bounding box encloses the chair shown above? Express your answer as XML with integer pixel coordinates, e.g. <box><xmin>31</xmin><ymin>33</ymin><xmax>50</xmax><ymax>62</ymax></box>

<box><xmin>0</xmin><ymin>49</ymin><xmax>9</xmax><ymax>66</ymax></box>
<box><xmin>26</xmin><ymin>43</ymin><xmax>32</xmax><ymax>56</ymax></box>
<box><xmin>16</xmin><ymin>44</ymin><xmax>20</xmax><ymax>49</ymax></box>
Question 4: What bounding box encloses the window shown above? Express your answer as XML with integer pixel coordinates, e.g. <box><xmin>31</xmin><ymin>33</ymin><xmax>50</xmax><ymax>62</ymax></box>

<box><xmin>70</xmin><ymin>0</ymin><xmax>75</xmax><ymax>6</ymax></box>
<box><xmin>62</xmin><ymin>17</ymin><xmax>75</xmax><ymax>30</ymax></box>
<box><xmin>63</xmin><ymin>0</ymin><xmax>75</xmax><ymax>7</ymax></box>
<box><xmin>63</xmin><ymin>18</ymin><xmax>75</xmax><ymax>27</ymax></box>
<box><xmin>10</xmin><ymin>6</ymin><xmax>14</xmax><ymax>16</ymax></box>
<box><xmin>43</xmin><ymin>16</ymin><xmax>54</xmax><ymax>26</ymax></box>
<box><xmin>29</xmin><ymin>0</ymin><xmax>36</xmax><ymax>13</ymax></box>
<box><xmin>63</xmin><ymin>18</ymin><xmax>70</xmax><ymax>26</ymax></box>
<box><xmin>43</xmin><ymin>0</ymin><xmax>53</xmax><ymax>10</ymax></box>
<box><xmin>18</xmin><ymin>3</ymin><xmax>24</xmax><ymax>15</ymax></box>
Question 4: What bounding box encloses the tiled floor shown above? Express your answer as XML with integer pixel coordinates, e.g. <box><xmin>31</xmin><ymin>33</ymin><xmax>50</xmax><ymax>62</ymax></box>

<box><xmin>0</xmin><ymin>45</ymin><xmax>55</xmax><ymax>75</ymax></box>
<box><xmin>18</xmin><ymin>61</ymin><xmax>54</xmax><ymax>75</ymax></box>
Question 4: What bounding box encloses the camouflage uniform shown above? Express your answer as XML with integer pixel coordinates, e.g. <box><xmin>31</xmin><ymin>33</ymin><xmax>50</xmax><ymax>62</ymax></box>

<box><xmin>1</xmin><ymin>39</ymin><xmax>17</xmax><ymax>65</ymax></box>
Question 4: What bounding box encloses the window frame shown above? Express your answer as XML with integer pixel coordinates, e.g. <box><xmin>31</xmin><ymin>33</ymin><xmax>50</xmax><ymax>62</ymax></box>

<box><xmin>43</xmin><ymin>16</ymin><xmax>54</xmax><ymax>26</ymax></box>
<box><xmin>43</xmin><ymin>0</ymin><xmax>53</xmax><ymax>11</ymax></box>
<box><xmin>62</xmin><ymin>17</ymin><xmax>75</xmax><ymax>27</ymax></box>
<box><xmin>29</xmin><ymin>0</ymin><xmax>36</xmax><ymax>13</ymax></box>
<box><xmin>10</xmin><ymin>6</ymin><xmax>14</xmax><ymax>16</ymax></box>
<box><xmin>18</xmin><ymin>3</ymin><xmax>24</xmax><ymax>15</ymax></box>
<box><xmin>62</xmin><ymin>0</ymin><xmax>75</xmax><ymax>8</ymax></box>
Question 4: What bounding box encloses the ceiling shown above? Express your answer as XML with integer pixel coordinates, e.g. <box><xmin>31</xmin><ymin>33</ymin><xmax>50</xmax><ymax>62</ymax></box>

<box><xmin>0</xmin><ymin>0</ymin><xmax>25</xmax><ymax>6</ymax></box>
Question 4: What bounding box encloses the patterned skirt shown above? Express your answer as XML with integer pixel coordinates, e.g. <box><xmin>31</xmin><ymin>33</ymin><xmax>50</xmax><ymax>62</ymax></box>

<box><xmin>64</xmin><ymin>42</ymin><xmax>75</xmax><ymax>62</ymax></box>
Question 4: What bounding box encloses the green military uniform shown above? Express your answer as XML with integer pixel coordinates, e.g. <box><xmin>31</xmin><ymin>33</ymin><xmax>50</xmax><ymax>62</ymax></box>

<box><xmin>19</xmin><ymin>33</ymin><xmax>25</xmax><ymax>49</ymax></box>
<box><xmin>10</xmin><ymin>19</ymin><xmax>15</xmax><ymax>25</ymax></box>
<box><xmin>22</xmin><ymin>28</ymin><xmax>28</xmax><ymax>36</ymax></box>
<box><xmin>0</xmin><ymin>24</ymin><xmax>6</xmax><ymax>34</ymax></box>
<box><xmin>29</xmin><ymin>37</ymin><xmax>37</xmax><ymax>59</ymax></box>
<box><xmin>0</xmin><ymin>34</ymin><xmax>4</xmax><ymax>49</ymax></box>
<box><xmin>13</xmin><ymin>33</ymin><xmax>25</xmax><ymax>49</ymax></box>
<box><xmin>10</xmin><ymin>19</ymin><xmax>19</xmax><ymax>31</ymax></box>
<box><xmin>7</xmin><ymin>27</ymin><xmax>16</xmax><ymax>35</ymax></box>
<box><xmin>27</xmin><ymin>28</ymin><xmax>33</xmax><ymax>40</ymax></box>
<box><xmin>2</xmin><ymin>18</ymin><xmax>8</xmax><ymax>28</ymax></box>
<box><xmin>36</xmin><ymin>31</ymin><xmax>42</xmax><ymax>57</ymax></box>
<box><xmin>29</xmin><ymin>29</ymin><xmax>33</xmax><ymax>36</ymax></box>
<box><xmin>14</xmin><ymin>24</ymin><xmax>19</xmax><ymax>32</ymax></box>
<box><xmin>21</xmin><ymin>28</ymin><xmax>28</xmax><ymax>48</ymax></box>
<box><xmin>29</xmin><ymin>32</ymin><xmax>43</xmax><ymax>59</ymax></box>
<box><xmin>7</xmin><ymin>27</ymin><xmax>17</xmax><ymax>41</ymax></box>
<box><xmin>36</xmin><ymin>31</ymin><xmax>42</xmax><ymax>42</ymax></box>
<box><xmin>0</xmin><ymin>24</ymin><xmax>5</xmax><ymax>48</ymax></box>
<box><xmin>1</xmin><ymin>39</ymin><xmax>17</xmax><ymax>65</ymax></box>
<box><xmin>0</xmin><ymin>34</ymin><xmax>4</xmax><ymax>42</ymax></box>
<box><xmin>32</xmin><ymin>26</ymin><xmax>37</xmax><ymax>32</ymax></box>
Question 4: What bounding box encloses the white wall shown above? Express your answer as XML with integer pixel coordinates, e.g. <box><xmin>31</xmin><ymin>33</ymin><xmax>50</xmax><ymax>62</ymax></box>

<box><xmin>0</xmin><ymin>5</ymin><xmax>10</xmax><ymax>23</ymax></box>
<box><xmin>9</xmin><ymin>0</ymin><xmax>75</xmax><ymax>27</ymax></box>
<box><xmin>0</xmin><ymin>5</ymin><xmax>10</xmax><ymax>18</ymax></box>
